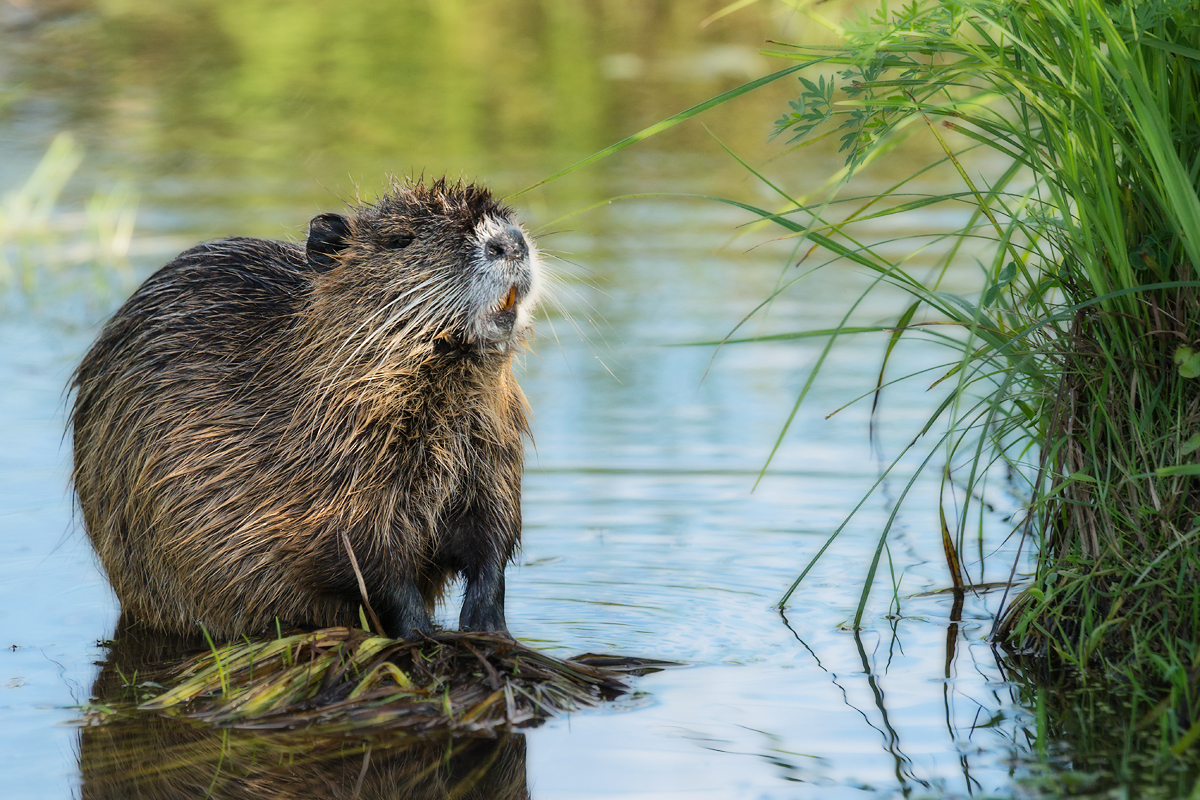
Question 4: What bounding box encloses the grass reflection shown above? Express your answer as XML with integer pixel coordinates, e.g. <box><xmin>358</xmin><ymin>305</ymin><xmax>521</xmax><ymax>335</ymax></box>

<box><xmin>1002</xmin><ymin>664</ymin><xmax>1200</xmax><ymax>799</ymax></box>
<box><xmin>79</xmin><ymin>620</ymin><xmax>532</xmax><ymax>799</ymax></box>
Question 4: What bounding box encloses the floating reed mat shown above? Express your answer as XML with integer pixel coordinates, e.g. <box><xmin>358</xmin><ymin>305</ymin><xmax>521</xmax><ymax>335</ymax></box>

<box><xmin>83</xmin><ymin>628</ymin><xmax>672</xmax><ymax>735</ymax></box>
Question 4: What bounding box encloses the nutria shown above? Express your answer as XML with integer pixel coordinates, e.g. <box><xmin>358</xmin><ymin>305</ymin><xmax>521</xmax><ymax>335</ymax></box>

<box><xmin>70</xmin><ymin>178</ymin><xmax>540</xmax><ymax>640</ymax></box>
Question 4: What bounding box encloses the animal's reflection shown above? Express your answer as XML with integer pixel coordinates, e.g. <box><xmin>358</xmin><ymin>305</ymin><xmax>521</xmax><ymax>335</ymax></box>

<box><xmin>79</xmin><ymin>618</ymin><xmax>530</xmax><ymax>800</ymax></box>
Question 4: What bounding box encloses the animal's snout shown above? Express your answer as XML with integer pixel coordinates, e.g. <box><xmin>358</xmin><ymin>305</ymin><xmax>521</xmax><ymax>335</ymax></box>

<box><xmin>484</xmin><ymin>225</ymin><xmax>529</xmax><ymax>262</ymax></box>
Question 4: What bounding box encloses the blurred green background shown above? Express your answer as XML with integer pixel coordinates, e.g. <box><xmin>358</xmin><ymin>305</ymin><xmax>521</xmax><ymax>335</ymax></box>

<box><xmin>3</xmin><ymin>0</ymin><xmax>856</xmax><ymax>234</ymax></box>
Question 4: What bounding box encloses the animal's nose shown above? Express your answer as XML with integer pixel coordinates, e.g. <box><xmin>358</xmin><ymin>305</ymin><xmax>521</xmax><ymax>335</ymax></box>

<box><xmin>484</xmin><ymin>225</ymin><xmax>529</xmax><ymax>262</ymax></box>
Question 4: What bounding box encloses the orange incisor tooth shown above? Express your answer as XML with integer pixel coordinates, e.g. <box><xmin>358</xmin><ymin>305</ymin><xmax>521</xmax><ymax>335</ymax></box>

<box><xmin>501</xmin><ymin>285</ymin><xmax>517</xmax><ymax>311</ymax></box>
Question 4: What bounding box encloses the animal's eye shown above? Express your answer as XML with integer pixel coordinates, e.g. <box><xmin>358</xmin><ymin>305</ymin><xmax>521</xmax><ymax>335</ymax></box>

<box><xmin>384</xmin><ymin>233</ymin><xmax>415</xmax><ymax>250</ymax></box>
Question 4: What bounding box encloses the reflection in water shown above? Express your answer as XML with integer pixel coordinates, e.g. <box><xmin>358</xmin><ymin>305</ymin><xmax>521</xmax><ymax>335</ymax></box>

<box><xmin>778</xmin><ymin>594</ymin><xmax>1200</xmax><ymax>798</ymax></box>
<box><xmin>940</xmin><ymin>591</ymin><xmax>982</xmax><ymax>796</ymax></box>
<box><xmin>780</xmin><ymin>606</ymin><xmax>1013</xmax><ymax>797</ymax></box>
<box><xmin>81</xmin><ymin>722</ymin><xmax>528</xmax><ymax>800</ymax></box>
<box><xmin>852</xmin><ymin>629</ymin><xmax>931</xmax><ymax>793</ymax></box>
<box><xmin>998</xmin><ymin>656</ymin><xmax>1200</xmax><ymax>798</ymax></box>
<box><xmin>81</xmin><ymin>619</ymin><xmax>529</xmax><ymax>800</ymax></box>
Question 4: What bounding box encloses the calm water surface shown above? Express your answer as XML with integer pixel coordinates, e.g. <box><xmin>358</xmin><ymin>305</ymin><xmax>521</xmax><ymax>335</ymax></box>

<box><xmin>1</xmin><ymin>2</ymin><xmax>1051</xmax><ymax>797</ymax></box>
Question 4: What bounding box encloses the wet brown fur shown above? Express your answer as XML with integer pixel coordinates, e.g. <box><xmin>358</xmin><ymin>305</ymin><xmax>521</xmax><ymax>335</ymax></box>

<box><xmin>70</xmin><ymin>178</ymin><xmax>537</xmax><ymax>639</ymax></box>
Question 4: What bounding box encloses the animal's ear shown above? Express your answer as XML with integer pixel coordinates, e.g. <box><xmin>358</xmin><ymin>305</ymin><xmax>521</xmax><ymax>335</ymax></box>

<box><xmin>306</xmin><ymin>213</ymin><xmax>351</xmax><ymax>270</ymax></box>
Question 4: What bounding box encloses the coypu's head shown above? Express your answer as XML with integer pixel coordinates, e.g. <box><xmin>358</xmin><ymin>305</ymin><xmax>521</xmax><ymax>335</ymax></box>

<box><xmin>305</xmin><ymin>178</ymin><xmax>540</xmax><ymax>361</ymax></box>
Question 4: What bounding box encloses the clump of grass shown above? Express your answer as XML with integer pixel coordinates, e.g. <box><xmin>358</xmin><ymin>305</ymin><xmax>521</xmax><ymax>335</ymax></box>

<box><xmin>82</xmin><ymin>628</ymin><xmax>658</xmax><ymax>735</ymax></box>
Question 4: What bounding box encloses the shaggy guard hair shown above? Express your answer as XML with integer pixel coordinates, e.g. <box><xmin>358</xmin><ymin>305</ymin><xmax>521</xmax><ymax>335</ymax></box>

<box><xmin>71</xmin><ymin>178</ymin><xmax>540</xmax><ymax>639</ymax></box>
